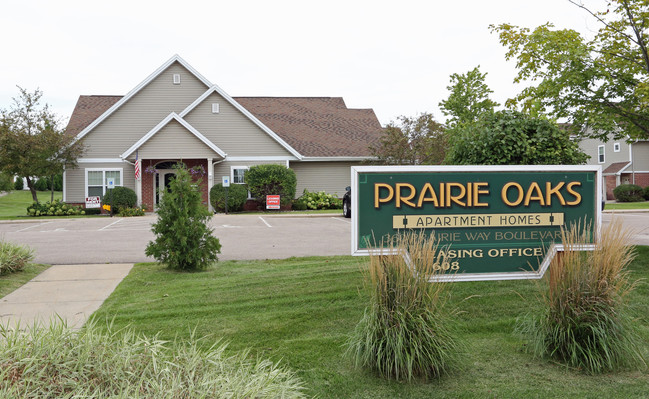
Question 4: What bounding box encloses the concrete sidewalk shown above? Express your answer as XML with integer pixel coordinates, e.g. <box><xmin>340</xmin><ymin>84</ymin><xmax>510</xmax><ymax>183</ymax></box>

<box><xmin>0</xmin><ymin>264</ymin><xmax>133</xmax><ymax>329</ymax></box>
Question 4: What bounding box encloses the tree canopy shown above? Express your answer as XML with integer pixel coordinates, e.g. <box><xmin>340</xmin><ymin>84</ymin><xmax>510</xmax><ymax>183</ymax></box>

<box><xmin>0</xmin><ymin>87</ymin><xmax>85</xmax><ymax>202</ymax></box>
<box><xmin>444</xmin><ymin>110</ymin><xmax>589</xmax><ymax>165</ymax></box>
<box><xmin>439</xmin><ymin>66</ymin><xmax>499</xmax><ymax>128</ymax></box>
<box><xmin>369</xmin><ymin>113</ymin><xmax>447</xmax><ymax>165</ymax></box>
<box><xmin>491</xmin><ymin>0</ymin><xmax>649</xmax><ymax>140</ymax></box>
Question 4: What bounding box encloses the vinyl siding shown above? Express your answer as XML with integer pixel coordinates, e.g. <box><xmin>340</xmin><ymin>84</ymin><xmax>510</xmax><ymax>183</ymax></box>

<box><xmin>137</xmin><ymin>120</ymin><xmax>221</xmax><ymax>159</ymax></box>
<box><xmin>184</xmin><ymin>92</ymin><xmax>293</xmax><ymax>157</ymax></box>
<box><xmin>81</xmin><ymin>62</ymin><xmax>209</xmax><ymax>158</ymax></box>
<box><xmin>291</xmin><ymin>161</ymin><xmax>356</xmax><ymax>198</ymax></box>
<box><xmin>633</xmin><ymin>142</ymin><xmax>649</xmax><ymax>170</ymax></box>
<box><xmin>65</xmin><ymin>162</ymin><xmax>135</xmax><ymax>203</ymax></box>
<box><xmin>578</xmin><ymin>135</ymin><xmax>631</xmax><ymax>168</ymax></box>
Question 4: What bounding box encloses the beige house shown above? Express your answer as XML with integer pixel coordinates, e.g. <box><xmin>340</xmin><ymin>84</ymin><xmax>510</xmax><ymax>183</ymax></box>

<box><xmin>64</xmin><ymin>55</ymin><xmax>382</xmax><ymax>210</ymax></box>
<box><xmin>578</xmin><ymin>133</ymin><xmax>649</xmax><ymax>200</ymax></box>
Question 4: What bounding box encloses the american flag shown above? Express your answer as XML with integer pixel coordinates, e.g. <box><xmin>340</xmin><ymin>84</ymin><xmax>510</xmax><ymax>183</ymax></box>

<box><xmin>134</xmin><ymin>154</ymin><xmax>141</xmax><ymax>181</ymax></box>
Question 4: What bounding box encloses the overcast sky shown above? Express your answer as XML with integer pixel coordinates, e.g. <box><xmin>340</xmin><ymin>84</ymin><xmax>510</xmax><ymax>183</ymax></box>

<box><xmin>1</xmin><ymin>0</ymin><xmax>606</xmax><ymax>127</ymax></box>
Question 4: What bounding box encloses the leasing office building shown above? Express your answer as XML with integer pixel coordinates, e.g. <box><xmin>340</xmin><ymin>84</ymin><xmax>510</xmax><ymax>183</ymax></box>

<box><xmin>64</xmin><ymin>55</ymin><xmax>383</xmax><ymax>210</ymax></box>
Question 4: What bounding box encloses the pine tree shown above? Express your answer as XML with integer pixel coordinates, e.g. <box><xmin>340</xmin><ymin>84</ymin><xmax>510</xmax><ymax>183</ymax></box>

<box><xmin>145</xmin><ymin>165</ymin><xmax>221</xmax><ymax>270</ymax></box>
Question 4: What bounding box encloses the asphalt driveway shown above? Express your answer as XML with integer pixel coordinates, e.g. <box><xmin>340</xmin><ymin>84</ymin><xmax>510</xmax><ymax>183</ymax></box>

<box><xmin>0</xmin><ymin>212</ymin><xmax>646</xmax><ymax>265</ymax></box>
<box><xmin>0</xmin><ymin>214</ymin><xmax>352</xmax><ymax>264</ymax></box>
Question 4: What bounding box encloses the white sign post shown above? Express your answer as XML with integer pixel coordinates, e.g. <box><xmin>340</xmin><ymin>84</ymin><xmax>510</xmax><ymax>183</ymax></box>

<box><xmin>222</xmin><ymin>176</ymin><xmax>230</xmax><ymax>213</ymax></box>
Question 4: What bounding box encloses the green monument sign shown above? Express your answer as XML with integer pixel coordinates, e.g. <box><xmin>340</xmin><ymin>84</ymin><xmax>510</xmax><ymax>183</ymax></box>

<box><xmin>351</xmin><ymin>166</ymin><xmax>602</xmax><ymax>281</ymax></box>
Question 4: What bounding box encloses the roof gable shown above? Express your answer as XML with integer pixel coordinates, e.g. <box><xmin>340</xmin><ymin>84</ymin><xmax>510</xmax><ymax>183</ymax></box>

<box><xmin>121</xmin><ymin>113</ymin><xmax>225</xmax><ymax>159</ymax></box>
<box><xmin>181</xmin><ymin>87</ymin><xmax>302</xmax><ymax>159</ymax></box>
<box><xmin>72</xmin><ymin>55</ymin><xmax>212</xmax><ymax>142</ymax></box>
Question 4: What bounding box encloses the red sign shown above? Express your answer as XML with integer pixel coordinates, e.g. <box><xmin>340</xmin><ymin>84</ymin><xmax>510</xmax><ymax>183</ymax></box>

<box><xmin>266</xmin><ymin>195</ymin><xmax>280</xmax><ymax>210</ymax></box>
<box><xmin>85</xmin><ymin>196</ymin><xmax>101</xmax><ymax>208</ymax></box>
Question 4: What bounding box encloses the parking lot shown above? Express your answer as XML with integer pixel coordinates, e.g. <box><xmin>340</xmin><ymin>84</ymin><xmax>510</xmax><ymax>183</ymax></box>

<box><xmin>0</xmin><ymin>212</ymin><xmax>646</xmax><ymax>265</ymax></box>
<box><xmin>0</xmin><ymin>214</ymin><xmax>352</xmax><ymax>264</ymax></box>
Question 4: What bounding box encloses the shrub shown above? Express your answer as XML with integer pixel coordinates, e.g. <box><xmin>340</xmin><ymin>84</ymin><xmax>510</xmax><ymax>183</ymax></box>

<box><xmin>210</xmin><ymin>183</ymin><xmax>248</xmax><ymax>213</ymax></box>
<box><xmin>295</xmin><ymin>189</ymin><xmax>342</xmax><ymax>210</ymax></box>
<box><xmin>14</xmin><ymin>177</ymin><xmax>24</xmax><ymax>191</ymax></box>
<box><xmin>0</xmin><ymin>321</ymin><xmax>306</xmax><ymax>398</ymax></box>
<box><xmin>27</xmin><ymin>200</ymin><xmax>85</xmax><ymax>217</ymax></box>
<box><xmin>644</xmin><ymin>185</ymin><xmax>649</xmax><ymax>200</ymax></box>
<box><xmin>346</xmin><ymin>232</ymin><xmax>462</xmax><ymax>381</ymax></box>
<box><xmin>245</xmin><ymin>164</ymin><xmax>297</xmax><ymax>206</ymax></box>
<box><xmin>516</xmin><ymin>219</ymin><xmax>646</xmax><ymax>373</ymax></box>
<box><xmin>613</xmin><ymin>184</ymin><xmax>644</xmax><ymax>202</ymax></box>
<box><xmin>117</xmin><ymin>207</ymin><xmax>145</xmax><ymax>217</ymax></box>
<box><xmin>146</xmin><ymin>165</ymin><xmax>221</xmax><ymax>271</ymax></box>
<box><xmin>34</xmin><ymin>177</ymin><xmax>49</xmax><ymax>191</ymax></box>
<box><xmin>0</xmin><ymin>240</ymin><xmax>34</xmax><ymax>275</ymax></box>
<box><xmin>0</xmin><ymin>172</ymin><xmax>12</xmax><ymax>191</ymax></box>
<box><xmin>102</xmin><ymin>186</ymin><xmax>137</xmax><ymax>214</ymax></box>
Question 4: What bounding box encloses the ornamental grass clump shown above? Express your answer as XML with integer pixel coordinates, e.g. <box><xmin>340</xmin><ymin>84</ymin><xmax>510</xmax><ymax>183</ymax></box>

<box><xmin>0</xmin><ymin>320</ymin><xmax>306</xmax><ymax>398</ymax></box>
<box><xmin>0</xmin><ymin>240</ymin><xmax>34</xmax><ymax>275</ymax></box>
<box><xmin>346</xmin><ymin>232</ymin><xmax>462</xmax><ymax>381</ymax></box>
<box><xmin>517</xmin><ymin>219</ymin><xmax>647</xmax><ymax>373</ymax></box>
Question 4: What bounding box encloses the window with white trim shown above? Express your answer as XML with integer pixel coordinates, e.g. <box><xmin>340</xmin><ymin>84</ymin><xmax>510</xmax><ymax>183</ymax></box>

<box><xmin>613</xmin><ymin>142</ymin><xmax>621</xmax><ymax>152</ymax></box>
<box><xmin>231</xmin><ymin>167</ymin><xmax>248</xmax><ymax>184</ymax></box>
<box><xmin>597</xmin><ymin>145</ymin><xmax>605</xmax><ymax>163</ymax></box>
<box><xmin>86</xmin><ymin>169</ymin><xmax>122</xmax><ymax>199</ymax></box>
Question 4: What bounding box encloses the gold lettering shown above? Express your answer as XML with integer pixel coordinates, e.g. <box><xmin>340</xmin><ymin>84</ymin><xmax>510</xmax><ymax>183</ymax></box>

<box><xmin>446</xmin><ymin>182</ymin><xmax>466</xmax><ymax>207</ymax></box>
<box><xmin>474</xmin><ymin>182</ymin><xmax>489</xmax><ymax>207</ymax></box>
<box><xmin>502</xmin><ymin>182</ymin><xmax>524</xmax><ymax>206</ymax></box>
<box><xmin>524</xmin><ymin>182</ymin><xmax>545</xmax><ymax>206</ymax></box>
<box><xmin>374</xmin><ymin>183</ymin><xmax>394</xmax><ymax>208</ymax></box>
<box><xmin>416</xmin><ymin>183</ymin><xmax>439</xmax><ymax>207</ymax></box>
<box><xmin>396</xmin><ymin>183</ymin><xmax>416</xmax><ymax>208</ymax></box>
<box><xmin>545</xmin><ymin>182</ymin><xmax>566</xmax><ymax>206</ymax></box>
<box><xmin>566</xmin><ymin>181</ymin><xmax>582</xmax><ymax>205</ymax></box>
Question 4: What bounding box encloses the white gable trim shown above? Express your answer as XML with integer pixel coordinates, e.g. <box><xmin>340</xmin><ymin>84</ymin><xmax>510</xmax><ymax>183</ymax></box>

<box><xmin>121</xmin><ymin>113</ymin><xmax>226</xmax><ymax>159</ymax></box>
<box><xmin>180</xmin><ymin>86</ymin><xmax>304</xmax><ymax>160</ymax></box>
<box><xmin>74</xmin><ymin>54</ymin><xmax>212</xmax><ymax>142</ymax></box>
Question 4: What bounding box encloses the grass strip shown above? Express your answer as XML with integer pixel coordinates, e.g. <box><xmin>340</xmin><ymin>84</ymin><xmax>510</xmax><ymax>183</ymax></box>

<box><xmin>91</xmin><ymin>252</ymin><xmax>649</xmax><ymax>398</ymax></box>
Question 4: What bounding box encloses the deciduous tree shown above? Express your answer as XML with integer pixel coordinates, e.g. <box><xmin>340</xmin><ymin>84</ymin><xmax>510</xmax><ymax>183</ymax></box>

<box><xmin>439</xmin><ymin>66</ymin><xmax>499</xmax><ymax>128</ymax></box>
<box><xmin>444</xmin><ymin>110</ymin><xmax>589</xmax><ymax>165</ymax></box>
<box><xmin>491</xmin><ymin>0</ymin><xmax>649</xmax><ymax>140</ymax></box>
<box><xmin>369</xmin><ymin>113</ymin><xmax>447</xmax><ymax>165</ymax></box>
<box><xmin>0</xmin><ymin>87</ymin><xmax>85</xmax><ymax>202</ymax></box>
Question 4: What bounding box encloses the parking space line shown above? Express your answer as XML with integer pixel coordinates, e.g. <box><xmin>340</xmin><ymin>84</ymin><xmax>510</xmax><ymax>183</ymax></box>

<box><xmin>99</xmin><ymin>218</ymin><xmax>124</xmax><ymax>231</ymax></box>
<box><xmin>331</xmin><ymin>216</ymin><xmax>351</xmax><ymax>224</ymax></box>
<box><xmin>16</xmin><ymin>221</ymin><xmax>53</xmax><ymax>232</ymax></box>
<box><xmin>258</xmin><ymin>217</ymin><xmax>272</xmax><ymax>228</ymax></box>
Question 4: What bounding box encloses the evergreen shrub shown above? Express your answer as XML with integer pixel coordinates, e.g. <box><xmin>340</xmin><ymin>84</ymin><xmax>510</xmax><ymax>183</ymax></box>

<box><xmin>14</xmin><ymin>178</ymin><xmax>24</xmax><ymax>191</ymax></box>
<box><xmin>210</xmin><ymin>183</ymin><xmax>248</xmax><ymax>213</ymax></box>
<box><xmin>613</xmin><ymin>184</ymin><xmax>644</xmax><ymax>202</ymax></box>
<box><xmin>102</xmin><ymin>186</ymin><xmax>137</xmax><ymax>213</ymax></box>
<box><xmin>146</xmin><ymin>165</ymin><xmax>221</xmax><ymax>270</ymax></box>
<box><xmin>245</xmin><ymin>164</ymin><xmax>296</xmax><ymax>206</ymax></box>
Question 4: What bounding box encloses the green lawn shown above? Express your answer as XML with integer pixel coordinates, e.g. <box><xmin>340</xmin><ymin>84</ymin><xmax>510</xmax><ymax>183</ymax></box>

<box><xmin>91</xmin><ymin>249</ymin><xmax>649</xmax><ymax>398</ymax></box>
<box><xmin>605</xmin><ymin>201</ymin><xmax>649</xmax><ymax>210</ymax></box>
<box><xmin>0</xmin><ymin>190</ymin><xmax>62</xmax><ymax>219</ymax></box>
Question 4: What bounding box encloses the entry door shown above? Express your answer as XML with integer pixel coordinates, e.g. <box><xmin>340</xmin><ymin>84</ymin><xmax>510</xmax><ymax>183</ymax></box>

<box><xmin>154</xmin><ymin>169</ymin><xmax>176</xmax><ymax>206</ymax></box>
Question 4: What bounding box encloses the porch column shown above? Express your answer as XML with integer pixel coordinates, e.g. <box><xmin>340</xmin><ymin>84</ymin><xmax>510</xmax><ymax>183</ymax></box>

<box><xmin>136</xmin><ymin>174</ymin><xmax>142</xmax><ymax>207</ymax></box>
<box><xmin>207</xmin><ymin>157</ymin><xmax>213</xmax><ymax>212</ymax></box>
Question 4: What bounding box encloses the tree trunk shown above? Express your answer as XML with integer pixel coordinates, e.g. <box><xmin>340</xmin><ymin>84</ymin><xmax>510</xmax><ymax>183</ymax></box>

<box><xmin>25</xmin><ymin>176</ymin><xmax>38</xmax><ymax>203</ymax></box>
<box><xmin>50</xmin><ymin>174</ymin><xmax>55</xmax><ymax>202</ymax></box>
